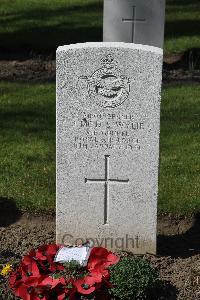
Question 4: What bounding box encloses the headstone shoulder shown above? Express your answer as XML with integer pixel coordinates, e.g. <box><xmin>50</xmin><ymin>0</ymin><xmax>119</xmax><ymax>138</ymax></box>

<box><xmin>57</xmin><ymin>42</ymin><xmax>163</xmax><ymax>55</ymax></box>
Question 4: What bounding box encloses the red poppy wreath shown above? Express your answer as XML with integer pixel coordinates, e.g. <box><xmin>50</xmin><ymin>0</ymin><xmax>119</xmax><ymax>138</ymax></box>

<box><xmin>9</xmin><ymin>244</ymin><xmax>119</xmax><ymax>300</ymax></box>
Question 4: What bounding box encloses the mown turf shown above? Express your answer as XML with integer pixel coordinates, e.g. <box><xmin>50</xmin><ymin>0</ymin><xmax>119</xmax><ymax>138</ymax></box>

<box><xmin>0</xmin><ymin>0</ymin><xmax>199</xmax><ymax>54</ymax></box>
<box><xmin>0</xmin><ymin>82</ymin><xmax>199</xmax><ymax>214</ymax></box>
<box><xmin>159</xmin><ymin>84</ymin><xmax>200</xmax><ymax>214</ymax></box>
<box><xmin>0</xmin><ymin>0</ymin><xmax>103</xmax><ymax>53</ymax></box>
<box><xmin>0</xmin><ymin>82</ymin><xmax>55</xmax><ymax>211</ymax></box>
<box><xmin>165</xmin><ymin>0</ymin><xmax>200</xmax><ymax>53</ymax></box>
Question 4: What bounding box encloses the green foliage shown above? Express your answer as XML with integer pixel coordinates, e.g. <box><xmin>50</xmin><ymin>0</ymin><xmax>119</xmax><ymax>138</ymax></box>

<box><xmin>63</xmin><ymin>259</ymin><xmax>81</xmax><ymax>271</ymax></box>
<box><xmin>62</xmin><ymin>260</ymin><xmax>88</xmax><ymax>280</ymax></box>
<box><xmin>109</xmin><ymin>257</ymin><xmax>160</xmax><ymax>300</ymax></box>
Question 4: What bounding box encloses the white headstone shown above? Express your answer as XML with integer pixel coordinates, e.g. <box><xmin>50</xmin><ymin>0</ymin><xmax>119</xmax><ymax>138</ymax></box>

<box><xmin>103</xmin><ymin>0</ymin><xmax>166</xmax><ymax>48</ymax></box>
<box><xmin>56</xmin><ymin>42</ymin><xmax>163</xmax><ymax>254</ymax></box>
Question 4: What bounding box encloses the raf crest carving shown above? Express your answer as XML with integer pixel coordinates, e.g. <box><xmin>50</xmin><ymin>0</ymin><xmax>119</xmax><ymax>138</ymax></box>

<box><xmin>80</xmin><ymin>54</ymin><xmax>131</xmax><ymax>108</ymax></box>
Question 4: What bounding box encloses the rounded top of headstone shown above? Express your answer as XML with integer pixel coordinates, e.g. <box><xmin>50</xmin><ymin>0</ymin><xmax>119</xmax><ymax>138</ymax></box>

<box><xmin>57</xmin><ymin>42</ymin><xmax>163</xmax><ymax>55</ymax></box>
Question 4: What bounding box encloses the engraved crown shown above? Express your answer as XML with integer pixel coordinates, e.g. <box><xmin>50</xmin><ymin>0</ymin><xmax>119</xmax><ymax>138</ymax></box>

<box><xmin>102</xmin><ymin>54</ymin><xmax>115</xmax><ymax>69</ymax></box>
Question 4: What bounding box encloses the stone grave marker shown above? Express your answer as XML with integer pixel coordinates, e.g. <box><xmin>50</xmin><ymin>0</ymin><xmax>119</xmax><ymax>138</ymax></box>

<box><xmin>103</xmin><ymin>0</ymin><xmax>165</xmax><ymax>48</ymax></box>
<box><xmin>56</xmin><ymin>42</ymin><xmax>163</xmax><ymax>254</ymax></box>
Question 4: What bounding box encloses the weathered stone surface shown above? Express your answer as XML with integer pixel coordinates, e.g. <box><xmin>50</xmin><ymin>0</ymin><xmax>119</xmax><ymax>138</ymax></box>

<box><xmin>103</xmin><ymin>0</ymin><xmax>165</xmax><ymax>48</ymax></box>
<box><xmin>56</xmin><ymin>42</ymin><xmax>163</xmax><ymax>254</ymax></box>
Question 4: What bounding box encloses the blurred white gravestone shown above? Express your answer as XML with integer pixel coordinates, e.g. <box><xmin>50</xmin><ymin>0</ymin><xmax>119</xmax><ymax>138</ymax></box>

<box><xmin>56</xmin><ymin>42</ymin><xmax>163</xmax><ymax>254</ymax></box>
<box><xmin>103</xmin><ymin>0</ymin><xmax>165</xmax><ymax>48</ymax></box>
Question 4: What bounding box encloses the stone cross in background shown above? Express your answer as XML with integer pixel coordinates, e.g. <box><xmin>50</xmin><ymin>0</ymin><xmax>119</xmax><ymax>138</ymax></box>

<box><xmin>103</xmin><ymin>0</ymin><xmax>166</xmax><ymax>48</ymax></box>
<box><xmin>122</xmin><ymin>6</ymin><xmax>146</xmax><ymax>43</ymax></box>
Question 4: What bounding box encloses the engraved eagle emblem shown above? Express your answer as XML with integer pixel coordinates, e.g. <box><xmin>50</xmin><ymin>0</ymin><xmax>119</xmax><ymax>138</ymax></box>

<box><xmin>80</xmin><ymin>54</ymin><xmax>131</xmax><ymax>108</ymax></box>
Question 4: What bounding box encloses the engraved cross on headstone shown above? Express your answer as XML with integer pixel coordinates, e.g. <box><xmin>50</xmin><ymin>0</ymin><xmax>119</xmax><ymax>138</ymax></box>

<box><xmin>85</xmin><ymin>155</ymin><xmax>129</xmax><ymax>225</ymax></box>
<box><xmin>122</xmin><ymin>6</ymin><xmax>146</xmax><ymax>43</ymax></box>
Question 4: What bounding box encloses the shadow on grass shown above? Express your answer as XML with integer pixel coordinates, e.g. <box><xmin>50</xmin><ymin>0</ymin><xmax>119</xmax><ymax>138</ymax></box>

<box><xmin>167</xmin><ymin>0</ymin><xmax>200</xmax><ymax>6</ymax></box>
<box><xmin>0</xmin><ymin>25</ymin><xmax>102</xmax><ymax>59</ymax></box>
<box><xmin>0</xmin><ymin>97</ymin><xmax>55</xmax><ymax>142</ymax></box>
<box><xmin>0</xmin><ymin>1</ymin><xmax>102</xmax><ymax>18</ymax></box>
<box><xmin>164</xmin><ymin>48</ymin><xmax>200</xmax><ymax>70</ymax></box>
<box><xmin>165</xmin><ymin>20</ymin><xmax>200</xmax><ymax>39</ymax></box>
<box><xmin>158</xmin><ymin>213</ymin><xmax>200</xmax><ymax>258</ymax></box>
<box><xmin>0</xmin><ymin>108</ymin><xmax>54</xmax><ymax>129</ymax></box>
<box><xmin>0</xmin><ymin>2</ymin><xmax>103</xmax><ymax>58</ymax></box>
<box><xmin>0</xmin><ymin>197</ymin><xmax>21</xmax><ymax>226</ymax></box>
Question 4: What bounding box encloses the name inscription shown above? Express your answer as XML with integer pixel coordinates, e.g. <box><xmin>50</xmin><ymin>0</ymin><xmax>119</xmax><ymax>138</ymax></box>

<box><xmin>73</xmin><ymin>113</ymin><xmax>145</xmax><ymax>151</ymax></box>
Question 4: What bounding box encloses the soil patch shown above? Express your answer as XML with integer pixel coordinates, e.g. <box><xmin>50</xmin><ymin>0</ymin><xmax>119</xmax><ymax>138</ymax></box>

<box><xmin>0</xmin><ymin>59</ymin><xmax>55</xmax><ymax>82</ymax></box>
<box><xmin>1</xmin><ymin>213</ymin><xmax>200</xmax><ymax>299</ymax></box>
<box><xmin>0</xmin><ymin>50</ymin><xmax>200</xmax><ymax>84</ymax></box>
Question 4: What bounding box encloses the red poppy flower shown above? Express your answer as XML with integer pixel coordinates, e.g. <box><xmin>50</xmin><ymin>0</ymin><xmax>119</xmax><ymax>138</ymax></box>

<box><xmin>73</xmin><ymin>268</ymin><xmax>104</xmax><ymax>296</ymax></box>
<box><xmin>92</xmin><ymin>263</ymin><xmax>110</xmax><ymax>280</ymax></box>
<box><xmin>88</xmin><ymin>247</ymin><xmax>119</xmax><ymax>272</ymax></box>
<box><xmin>52</xmin><ymin>278</ymin><xmax>76</xmax><ymax>300</ymax></box>
<box><xmin>56</xmin><ymin>288</ymin><xmax>77</xmax><ymax>300</ymax></box>
<box><xmin>11</xmin><ymin>276</ymin><xmax>41</xmax><ymax>300</ymax></box>
<box><xmin>74</xmin><ymin>278</ymin><xmax>96</xmax><ymax>295</ymax></box>
<box><xmin>34</xmin><ymin>244</ymin><xmax>64</xmax><ymax>273</ymax></box>
<box><xmin>38</xmin><ymin>276</ymin><xmax>59</xmax><ymax>289</ymax></box>
<box><xmin>35</xmin><ymin>246</ymin><xmax>47</xmax><ymax>261</ymax></box>
<box><xmin>21</xmin><ymin>257</ymin><xmax>40</xmax><ymax>278</ymax></box>
<box><xmin>85</xmin><ymin>270</ymin><xmax>102</xmax><ymax>285</ymax></box>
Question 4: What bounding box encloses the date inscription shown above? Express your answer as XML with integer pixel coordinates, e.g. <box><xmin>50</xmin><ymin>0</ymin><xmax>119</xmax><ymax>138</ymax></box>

<box><xmin>73</xmin><ymin>113</ymin><xmax>145</xmax><ymax>151</ymax></box>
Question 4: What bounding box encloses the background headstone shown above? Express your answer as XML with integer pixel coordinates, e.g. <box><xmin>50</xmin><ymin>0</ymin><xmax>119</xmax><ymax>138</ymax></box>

<box><xmin>103</xmin><ymin>0</ymin><xmax>166</xmax><ymax>48</ymax></box>
<box><xmin>56</xmin><ymin>42</ymin><xmax>163</xmax><ymax>254</ymax></box>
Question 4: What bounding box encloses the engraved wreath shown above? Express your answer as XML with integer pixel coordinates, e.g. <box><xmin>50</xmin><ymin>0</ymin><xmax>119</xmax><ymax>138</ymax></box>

<box><xmin>80</xmin><ymin>54</ymin><xmax>131</xmax><ymax>108</ymax></box>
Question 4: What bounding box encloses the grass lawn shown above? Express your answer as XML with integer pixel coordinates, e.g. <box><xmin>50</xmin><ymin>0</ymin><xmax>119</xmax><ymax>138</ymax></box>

<box><xmin>159</xmin><ymin>84</ymin><xmax>200</xmax><ymax>214</ymax></box>
<box><xmin>165</xmin><ymin>0</ymin><xmax>200</xmax><ymax>53</ymax></box>
<box><xmin>0</xmin><ymin>82</ymin><xmax>55</xmax><ymax>211</ymax></box>
<box><xmin>0</xmin><ymin>82</ymin><xmax>199</xmax><ymax>214</ymax></box>
<box><xmin>0</xmin><ymin>0</ymin><xmax>199</xmax><ymax>54</ymax></box>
